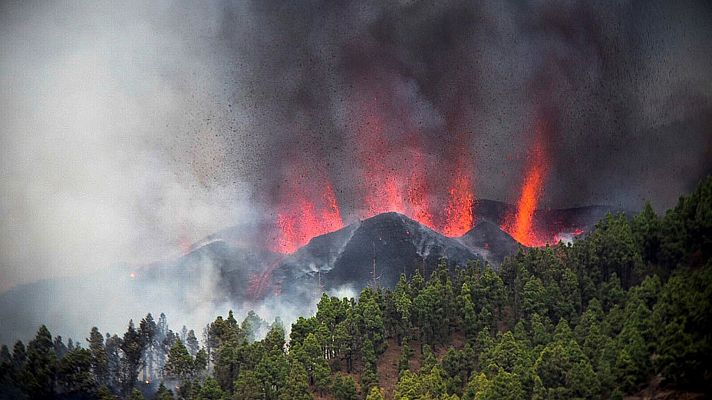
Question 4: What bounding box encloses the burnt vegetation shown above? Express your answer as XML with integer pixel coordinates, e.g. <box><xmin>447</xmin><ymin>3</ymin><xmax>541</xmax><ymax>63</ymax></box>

<box><xmin>1</xmin><ymin>177</ymin><xmax>711</xmax><ymax>399</ymax></box>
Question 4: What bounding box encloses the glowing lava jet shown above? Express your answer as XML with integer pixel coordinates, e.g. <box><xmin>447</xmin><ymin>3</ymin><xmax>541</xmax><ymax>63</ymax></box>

<box><xmin>502</xmin><ymin>118</ymin><xmax>549</xmax><ymax>247</ymax></box>
<box><xmin>270</xmin><ymin>164</ymin><xmax>344</xmax><ymax>254</ymax></box>
<box><xmin>273</xmin><ymin>184</ymin><xmax>343</xmax><ymax>253</ymax></box>
<box><xmin>441</xmin><ymin>157</ymin><xmax>475</xmax><ymax>237</ymax></box>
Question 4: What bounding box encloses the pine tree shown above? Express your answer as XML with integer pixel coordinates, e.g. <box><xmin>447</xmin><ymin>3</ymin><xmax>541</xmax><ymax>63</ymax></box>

<box><xmin>397</xmin><ymin>338</ymin><xmax>413</xmax><ymax>375</ymax></box>
<box><xmin>105</xmin><ymin>333</ymin><xmax>122</xmax><ymax>392</ymax></box>
<box><xmin>54</xmin><ymin>335</ymin><xmax>68</xmax><ymax>359</ymax></box>
<box><xmin>57</xmin><ymin>347</ymin><xmax>96</xmax><ymax>396</ymax></box>
<box><xmin>459</xmin><ymin>282</ymin><xmax>478</xmax><ymax>340</ymax></box>
<box><xmin>522</xmin><ymin>277</ymin><xmax>547</xmax><ymax>320</ymax></box>
<box><xmin>153</xmin><ymin>382</ymin><xmax>174</xmax><ymax>400</ymax></box>
<box><xmin>234</xmin><ymin>369</ymin><xmax>263</xmax><ymax>400</ymax></box>
<box><xmin>140</xmin><ymin>314</ymin><xmax>157</xmax><ymax>381</ymax></box>
<box><xmin>185</xmin><ymin>330</ymin><xmax>199</xmax><ymax>357</ymax></box>
<box><xmin>365</xmin><ymin>386</ymin><xmax>384</xmax><ymax>400</ymax></box>
<box><xmin>264</xmin><ymin>320</ymin><xmax>286</xmax><ymax>353</ymax></box>
<box><xmin>279</xmin><ymin>358</ymin><xmax>311</xmax><ymax>400</ymax></box>
<box><xmin>194</xmin><ymin>348</ymin><xmax>208</xmax><ymax>378</ymax></box>
<box><xmin>121</xmin><ymin>320</ymin><xmax>147</xmax><ymax>395</ymax></box>
<box><xmin>10</xmin><ymin>340</ymin><xmax>27</xmax><ymax>379</ymax></box>
<box><xmin>393</xmin><ymin>274</ymin><xmax>413</xmax><ymax>344</ymax></box>
<box><xmin>164</xmin><ymin>339</ymin><xmax>194</xmax><ymax>382</ymax></box>
<box><xmin>24</xmin><ymin>325</ymin><xmax>57</xmax><ymax>399</ymax></box>
<box><xmin>256</xmin><ymin>347</ymin><xmax>289</xmax><ymax>400</ymax></box>
<box><xmin>651</xmin><ymin>267</ymin><xmax>712</xmax><ymax>389</ymax></box>
<box><xmin>96</xmin><ymin>384</ymin><xmax>118</xmax><ymax>400</ymax></box>
<box><xmin>128</xmin><ymin>388</ymin><xmax>145</xmax><ymax>400</ymax></box>
<box><xmin>333</xmin><ymin>374</ymin><xmax>358</xmax><ymax>400</ymax></box>
<box><xmin>88</xmin><ymin>327</ymin><xmax>109</xmax><ymax>386</ymax></box>
<box><xmin>197</xmin><ymin>376</ymin><xmax>224</xmax><ymax>400</ymax></box>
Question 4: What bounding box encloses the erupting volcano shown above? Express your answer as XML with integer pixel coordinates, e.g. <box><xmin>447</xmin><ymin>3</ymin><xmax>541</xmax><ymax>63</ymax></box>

<box><xmin>267</xmin><ymin>95</ymin><xmax>480</xmax><ymax>253</ymax></box>
<box><xmin>265</xmin><ymin>88</ymin><xmax>594</xmax><ymax>253</ymax></box>
<box><xmin>266</xmin><ymin>108</ymin><xmax>586</xmax><ymax>253</ymax></box>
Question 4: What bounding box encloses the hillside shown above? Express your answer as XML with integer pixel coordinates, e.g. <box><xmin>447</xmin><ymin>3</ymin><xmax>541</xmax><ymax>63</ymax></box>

<box><xmin>0</xmin><ymin>177</ymin><xmax>710</xmax><ymax>400</ymax></box>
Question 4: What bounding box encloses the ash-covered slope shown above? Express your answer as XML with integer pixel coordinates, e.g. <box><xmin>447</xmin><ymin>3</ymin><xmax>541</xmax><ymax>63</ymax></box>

<box><xmin>267</xmin><ymin>212</ymin><xmax>484</xmax><ymax>301</ymax></box>
<box><xmin>458</xmin><ymin>221</ymin><xmax>521</xmax><ymax>264</ymax></box>
<box><xmin>135</xmin><ymin>240</ymin><xmax>281</xmax><ymax>302</ymax></box>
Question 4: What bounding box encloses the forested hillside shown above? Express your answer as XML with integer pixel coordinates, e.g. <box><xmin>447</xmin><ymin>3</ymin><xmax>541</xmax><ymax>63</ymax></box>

<box><xmin>1</xmin><ymin>177</ymin><xmax>711</xmax><ymax>400</ymax></box>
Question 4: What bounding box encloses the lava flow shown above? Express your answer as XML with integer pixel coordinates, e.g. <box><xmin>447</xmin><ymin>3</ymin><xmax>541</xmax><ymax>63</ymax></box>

<box><xmin>502</xmin><ymin>118</ymin><xmax>549</xmax><ymax>246</ymax></box>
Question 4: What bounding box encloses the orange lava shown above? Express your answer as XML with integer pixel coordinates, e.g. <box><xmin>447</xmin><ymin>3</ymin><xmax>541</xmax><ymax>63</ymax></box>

<box><xmin>502</xmin><ymin>118</ymin><xmax>548</xmax><ymax>247</ymax></box>
<box><xmin>405</xmin><ymin>151</ymin><xmax>435</xmax><ymax>229</ymax></box>
<box><xmin>442</xmin><ymin>167</ymin><xmax>474</xmax><ymax>236</ymax></box>
<box><xmin>274</xmin><ymin>183</ymin><xmax>343</xmax><ymax>254</ymax></box>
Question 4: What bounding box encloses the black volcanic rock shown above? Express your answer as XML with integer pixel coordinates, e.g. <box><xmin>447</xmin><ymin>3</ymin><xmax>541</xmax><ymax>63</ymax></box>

<box><xmin>268</xmin><ymin>212</ymin><xmax>484</xmax><ymax>301</ymax></box>
<box><xmin>458</xmin><ymin>221</ymin><xmax>521</xmax><ymax>264</ymax></box>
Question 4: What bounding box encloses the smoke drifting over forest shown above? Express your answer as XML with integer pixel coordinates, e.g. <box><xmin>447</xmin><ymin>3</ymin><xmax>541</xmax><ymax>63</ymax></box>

<box><xmin>1</xmin><ymin>0</ymin><xmax>711</xmax><ymax>342</ymax></box>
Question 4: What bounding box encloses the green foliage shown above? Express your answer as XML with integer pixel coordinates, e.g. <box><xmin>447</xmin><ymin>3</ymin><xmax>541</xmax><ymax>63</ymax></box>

<box><xmin>24</xmin><ymin>325</ymin><xmax>57</xmax><ymax>399</ymax></box>
<box><xmin>196</xmin><ymin>376</ymin><xmax>224</xmax><ymax>400</ymax></box>
<box><xmin>659</xmin><ymin>176</ymin><xmax>712</xmax><ymax>269</ymax></box>
<box><xmin>585</xmin><ymin>213</ymin><xmax>644</xmax><ymax>288</ymax></box>
<box><xmin>365</xmin><ymin>386</ymin><xmax>384</xmax><ymax>400</ymax></box>
<box><xmin>129</xmin><ymin>388</ymin><xmax>145</xmax><ymax>400</ymax></box>
<box><xmin>333</xmin><ymin>374</ymin><xmax>358</xmax><ymax>400</ymax></box>
<box><xmin>57</xmin><ymin>347</ymin><xmax>96</xmax><ymax>396</ymax></box>
<box><xmin>533</xmin><ymin>334</ymin><xmax>599</xmax><ymax>399</ymax></box>
<box><xmin>234</xmin><ymin>370</ymin><xmax>262</xmax><ymax>400</ymax></box>
<box><xmin>279</xmin><ymin>358</ymin><xmax>311</xmax><ymax>400</ymax></box>
<box><xmin>394</xmin><ymin>365</ymin><xmax>446</xmax><ymax>400</ymax></box>
<box><xmin>153</xmin><ymin>383</ymin><xmax>174</xmax><ymax>400</ymax></box>
<box><xmin>97</xmin><ymin>384</ymin><xmax>119</xmax><ymax>400</ymax></box>
<box><xmin>397</xmin><ymin>338</ymin><xmax>413</xmax><ymax>375</ymax></box>
<box><xmin>464</xmin><ymin>368</ymin><xmax>524</xmax><ymax>400</ymax></box>
<box><xmin>88</xmin><ymin>327</ymin><xmax>109</xmax><ymax>387</ymax></box>
<box><xmin>164</xmin><ymin>339</ymin><xmax>195</xmax><ymax>382</ymax></box>
<box><xmin>121</xmin><ymin>320</ymin><xmax>147</xmax><ymax>395</ymax></box>
<box><xmin>651</xmin><ymin>266</ymin><xmax>712</xmax><ymax>389</ymax></box>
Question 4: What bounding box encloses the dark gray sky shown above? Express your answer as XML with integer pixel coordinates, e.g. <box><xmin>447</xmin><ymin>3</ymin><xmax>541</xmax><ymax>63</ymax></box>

<box><xmin>1</xmin><ymin>0</ymin><xmax>711</xmax><ymax>290</ymax></box>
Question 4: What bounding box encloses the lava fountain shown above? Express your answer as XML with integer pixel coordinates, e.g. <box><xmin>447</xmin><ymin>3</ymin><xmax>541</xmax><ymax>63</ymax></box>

<box><xmin>442</xmin><ymin>162</ymin><xmax>475</xmax><ymax>236</ymax></box>
<box><xmin>270</xmin><ymin>161</ymin><xmax>344</xmax><ymax>254</ymax></box>
<box><xmin>502</xmin><ymin>117</ymin><xmax>549</xmax><ymax>246</ymax></box>
<box><xmin>273</xmin><ymin>183</ymin><xmax>343</xmax><ymax>253</ymax></box>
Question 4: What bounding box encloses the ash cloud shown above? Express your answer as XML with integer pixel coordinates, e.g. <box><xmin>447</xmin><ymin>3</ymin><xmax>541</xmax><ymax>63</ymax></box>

<box><xmin>1</xmin><ymin>0</ymin><xmax>712</xmax><ymax>342</ymax></box>
<box><xmin>220</xmin><ymin>0</ymin><xmax>712</xmax><ymax>214</ymax></box>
